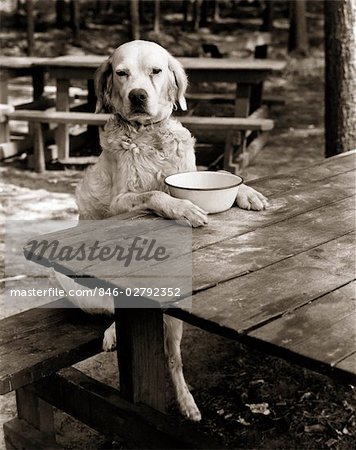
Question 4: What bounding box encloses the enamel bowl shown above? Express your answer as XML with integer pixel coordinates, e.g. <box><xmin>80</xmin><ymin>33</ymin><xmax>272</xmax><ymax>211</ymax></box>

<box><xmin>164</xmin><ymin>171</ymin><xmax>243</xmax><ymax>214</ymax></box>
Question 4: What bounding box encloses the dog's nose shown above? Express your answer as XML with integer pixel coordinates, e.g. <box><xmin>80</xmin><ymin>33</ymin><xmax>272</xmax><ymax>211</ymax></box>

<box><xmin>129</xmin><ymin>89</ymin><xmax>148</xmax><ymax>105</ymax></box>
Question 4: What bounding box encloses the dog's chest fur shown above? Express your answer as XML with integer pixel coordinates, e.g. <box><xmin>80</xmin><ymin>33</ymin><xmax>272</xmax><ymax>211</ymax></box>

<box><xmin>100</xmin><ymin>117</ymin><xmax>196</xmax><ymax>194</ymax></box>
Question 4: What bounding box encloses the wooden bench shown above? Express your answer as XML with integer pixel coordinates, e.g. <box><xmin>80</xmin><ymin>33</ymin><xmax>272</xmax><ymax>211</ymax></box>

<box><xmin>199</xmin><ymin>32</ymin><xmax>284</xmax><ymax>111</ymax></box>
<box><xmin>0</xmin><ymin>300</ymin><xmax>222</xmax><ymax>449</ymax></box>
<box><xmin>0</xmin><ymin>108</ymin><xmax>273</xmax><ymax>173</ymax></box>
<box><xmin>202</xmin><ymin>31</ymin><xmax>272</xmax><ymax>59</ymax></box>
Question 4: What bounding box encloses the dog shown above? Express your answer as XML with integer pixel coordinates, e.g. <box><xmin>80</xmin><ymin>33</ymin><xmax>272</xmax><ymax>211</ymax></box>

<box><xmin>56</xmin><ymin>40</ymin><xmax>268</xmax><ymax>422</ymax></box>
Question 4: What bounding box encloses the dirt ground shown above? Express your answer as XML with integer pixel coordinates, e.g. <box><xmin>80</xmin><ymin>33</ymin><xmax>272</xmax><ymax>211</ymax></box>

<box><xmin>0</xmin><ymin>3</ymin><xmax>355</xmax><ymax>449</ymax></box>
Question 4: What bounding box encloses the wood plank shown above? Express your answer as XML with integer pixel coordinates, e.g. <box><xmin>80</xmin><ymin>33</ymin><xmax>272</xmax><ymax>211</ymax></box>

<box><xmin>0</xmin><ymin>301</ymin><xmax>110</xmax><ymax>394</ymax></box>
<box><xmin>179</xmin><ymin>57</ymin><xmax>286</xmax><ymax>72</ymax></box>
<box><xmin>187</xmin><ymin>92</ymin><xmax>285</xmax><ymax>106</ymax></box>
<box><xmin>31</xmin><ymin>367</ymin><xmax>223</xmax><ymax>449</ymax></box>
<box><xmin>168</xmin><ymin>232</ymin><xmax>355</xmax><ymax>337</ymax></box>
<box><xmin>191</xmin><ymin>196</ymin><xmax>355</xmax><ymax>290</ymax></box>
<box><xmin>22</xmin><ymin>172</ymin><xmax>355</xmax><ymax>299</ymax></box>
<box><xmin>16</xmin><ymin>386</ymin><xmax>56</xmax><ymax>438</ymax></box>
<box><xmin>4</xmin><ymin>418</ymin><xmax>63</xmax><ymax>450</ymax></box>
<box><xmin>56</xmin><ymin>78</ymin><xmax>70</xmax><ymax>160</ymax></box>
<box><xmin>291</xmin><ymin>314</ymin><xmax>356</xmax><ymax>368</ymax></box>
<box><xmin>0</xmin><ymin>56</ymin><xmax>49</xmax><ymax>69</ymax></box>
<box><xmin>248</xmin><ymin>282</ymin><xmax>356</xmax><ymax>382</ymax></box>
<box><xmin>335</xmin><ymin>352</ymin><xmax>356</xmax><ymax>376</ymax></box>
<box><xmin>38</xmin><ymin>55</ymin><xmax>286</xmax><ymax>72</ymax></box>
<box><xmin>8</xmin><ymin>110</ymin><xmax>274</xmax><ymax>131</ymax></box>
<box><xmin>250</xmin><ymin>151</ymin><xmax>356</xmax><ymax>197</ymax></box>
<box><xmin>192</xmin><ymin>169</ymin><xmax>355</xmax><ymax>250</ymax></box>
<box><xmin>249</xmin><ymin>282</ymin><xmax>355</xmax><ymax>349</ymax></box>
<box><xmin>115</xmin><ymin>308</ymin><xmax>166</xmax><ymax>412</ymax></box>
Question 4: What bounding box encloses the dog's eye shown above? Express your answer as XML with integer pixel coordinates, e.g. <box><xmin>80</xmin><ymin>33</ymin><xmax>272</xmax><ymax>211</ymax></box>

<box><xmin>116</xmin><ymin>70</ymin><xmax>128</xmax><ymax>77</ymax></box>
<box><xmin>152</xmin><ymin>68</ymin><xmax>162</xmax><ymax>75</ymax></box>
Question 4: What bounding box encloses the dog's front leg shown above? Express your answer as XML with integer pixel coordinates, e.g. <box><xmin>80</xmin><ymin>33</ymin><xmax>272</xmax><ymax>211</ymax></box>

<box><xmin>110</xmin><ymin>191</ymin><xmax>208</xmax><ymax>227</ymax></box>
<box><xmin>164</xmin><ymin>316</ymin><xmax>201</xmax><ymax>421</ymax></box>
<box><xmin>236</xmin><ymin>184</ymin><xmax>269</xmax><ymax>211</ymax></box>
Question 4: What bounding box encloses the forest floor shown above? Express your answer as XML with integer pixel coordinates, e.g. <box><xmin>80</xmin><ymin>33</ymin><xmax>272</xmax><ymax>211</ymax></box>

<box><xmin>0</xmin><ymin>5</ymin><xmax>355</xmax><ymax>450</ymax></box>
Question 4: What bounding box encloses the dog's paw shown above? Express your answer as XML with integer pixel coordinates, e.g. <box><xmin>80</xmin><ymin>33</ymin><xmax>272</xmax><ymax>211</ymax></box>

<box><xmin>102</xmin><ymin>323</ymin><xmax>116</xmax><ymax>351</ymax></box>
<box><xmin>236</xmin><ymin>184</ymin><xmax>268</xmax><ymax>211</ymax></box>
<box><xmin>179</xmin><ymin>392</ymin><xmax>202</xmax><ymax>422</ymax></box>
<box><xmin>173</xmin><ymin>199</ymin><xmax>208</xmax><ymax>228</ymax></box>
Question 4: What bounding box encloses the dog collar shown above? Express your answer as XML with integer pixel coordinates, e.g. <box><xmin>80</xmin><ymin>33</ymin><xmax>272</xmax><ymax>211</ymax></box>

<box><xmin>113</xmin><ymin>113</ymin><xmax>167</xmax><ymax>129</ymax></box>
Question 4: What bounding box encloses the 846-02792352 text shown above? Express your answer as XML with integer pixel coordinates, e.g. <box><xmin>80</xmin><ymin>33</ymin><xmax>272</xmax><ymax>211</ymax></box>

<box><xmin>9</xmin><ymin>287</ymin><xmax>182</xmax><ymax>298</ymax></box>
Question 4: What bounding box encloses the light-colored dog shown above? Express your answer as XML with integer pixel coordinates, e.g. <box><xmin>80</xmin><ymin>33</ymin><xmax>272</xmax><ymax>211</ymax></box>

<box><xmin>58</xmin><ymin>40</ymin><xmax>268</xmax><ymax>422</ymax></box>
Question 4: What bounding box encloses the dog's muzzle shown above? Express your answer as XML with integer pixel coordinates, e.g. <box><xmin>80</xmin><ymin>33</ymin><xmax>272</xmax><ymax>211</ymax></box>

<box><xmin>129</xmin><ymin>89</ymin><xmax>148</xmax><ymax>113</ymax></box>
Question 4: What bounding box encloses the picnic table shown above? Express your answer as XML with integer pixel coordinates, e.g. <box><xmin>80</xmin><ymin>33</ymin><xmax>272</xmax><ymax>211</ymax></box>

<box><xmin>0</xmin><ymin>57</ymin><xmax>53</xmax><ymax>160</ymax></box>
<box><xmin>0</xmin><ymin>57</ymin><xmax>48</xmax><ymax>104</ymax></box>
<box><xmin>35</xmin><ymin>55</ymin><xmax>286</xmax><ymax>167</ymax></box>
<box><xmin>1</xmin><ymin>151</ymin><xmax>354</xmax><ymax>448</ymax></box>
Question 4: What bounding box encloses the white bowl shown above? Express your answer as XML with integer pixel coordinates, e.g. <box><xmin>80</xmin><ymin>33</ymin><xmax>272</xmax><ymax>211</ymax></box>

<box><xmin>164</xmin><ymin>171</ymin><xmax>243</xmax><ymax>214</ymax></box>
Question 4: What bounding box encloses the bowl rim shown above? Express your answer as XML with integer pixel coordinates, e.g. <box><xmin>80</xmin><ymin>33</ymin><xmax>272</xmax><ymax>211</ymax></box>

<box><xmin>164</xmin><ymin>171</ymin><xmax>244</xmax><ymax>191</ymax></box>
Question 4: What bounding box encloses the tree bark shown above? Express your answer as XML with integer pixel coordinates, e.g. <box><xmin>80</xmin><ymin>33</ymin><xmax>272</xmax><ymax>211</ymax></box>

<box><xmin>288</xmin><ymin>0</ymin><xmax>308</xmax><ymax>55</ymax></box>
<box><xmin>130</xmin><ymin>0</ymin><xmax>140</xmax><ymax>40</ymax></box>
<box><xmin>324</xmin><ymin>0</ymin><xmax>356</xmax><ymax>157</ymax></box>
<box><xmin>70</xmin><ymin>0</ymin><xmax>80</xmax><ymax>44</ymax></box>
<box><xmin>26</xmin><ymin>0</ymin><xmax>34</xmax><ymax>56</ymax></box>
<box><xmin>154</xmin><ymin>0</ymin><xmax>160</xmax><ymax>34</ymax></box>
<box><xmin>261</xmin><ymin>0</ymin><xmax>274</xmax><ymax>32</ymax></box>
<box><xmin>56</xmin><ymin>0</ymin><xmax>66</xmax><ymax>27</ymax></box>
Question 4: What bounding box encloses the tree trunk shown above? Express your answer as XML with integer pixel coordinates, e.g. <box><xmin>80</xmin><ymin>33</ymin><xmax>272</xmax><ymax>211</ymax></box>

<box><xmin>56</xmin><ymin>0</ymin><xmax>66</xmax><ymax>27</ymax></box>
<box><xmin>261</xmin><ymin>0</ymin><xmax>274</xmax><ymax>32</ymax></box>
<box><xmin>70</xmin><ymin>0</ymin><xmax>80</xmax><ymax>44</ymax></box>
<box><xmin>130</xmin><ymin>0</ymin><xmax>140</xmax><ymax>40</ymax></box>
<box><xmin>26</xmin><ymin>0</ymin><xmax>34</xmax><ymax>56</ymax></box>
<box><xmin>288</xmin><ymin>0</ymin><xmax>308</xmax><ymax>55</ymax></box>
<box><xmin>154</xmin><ymin>0</ymin><xmax>160</xmax><ymax>34</ymax></box>
<box><xmin>324</xmin><ymin>0</ymin><xmax>356</xmax><ymax>157</ymax></box>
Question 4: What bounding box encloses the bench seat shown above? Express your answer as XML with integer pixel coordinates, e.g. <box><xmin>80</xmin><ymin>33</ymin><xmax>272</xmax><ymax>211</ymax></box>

<box><xmin>0</xmin><ymin>299</ymin><xmax>110</xmax><ymax>395</ymax></box>
<box><xmin>6</xmin><ymin>109</ymin><xmax>274</xmax><ymax>131</ymax></box>
<box><xmin>1</xmin><ymin>108</ymin><xmax>273</xmax><ymax>172</ymax></box>
<box><xmin>0</xmin><ymin>301</ymin><xmax>222</xmax><ymax>449</ymax></box>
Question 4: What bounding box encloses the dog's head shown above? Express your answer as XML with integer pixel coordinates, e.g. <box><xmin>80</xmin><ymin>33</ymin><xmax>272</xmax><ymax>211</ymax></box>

<box><xmin>95</xmin><ymin>40</ymin><xmax>187</xmax><ymax>124</ymax></box>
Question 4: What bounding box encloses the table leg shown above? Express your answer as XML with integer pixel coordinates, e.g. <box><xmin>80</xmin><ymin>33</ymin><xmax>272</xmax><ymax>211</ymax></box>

<box><xmin>0</xmin><ymin>71</ymin><xmax>9</xmax><ymax>103</ymax></box>
<box><xmin>3</xmin><ymin>386</ymin><xmax>59</xmax><ymax>449</ymax></box>
<box><xmin>115</xmin><ymin>306</ymin><xmax>166</xmax><ymax>413</ymax></box>
<box><xmin>87</xmin><ymin>79</ymin><xmax>100</xmax><ymax>150</ymax></box>
<box><xmin>234</xmin><ymin>83</ymin><xmax>251</xmax><ymax>117</ymax></box>
<box><xmin>32</xmin><ymin>68</ymin><xmax>45</xmax><ymax>101</ymax></box>
<box><xmin>56</xmin><ymin>79</ymin><xmax>70</xmax><ymax>161</ymax></box>
<box><xmin>223</xmin><ymin>83</ymin><xmax>251</xmax><ymax>172</ymax></box>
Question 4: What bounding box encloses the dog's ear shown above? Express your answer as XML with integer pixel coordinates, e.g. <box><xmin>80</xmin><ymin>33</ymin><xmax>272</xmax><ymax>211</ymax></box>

<box><xmin>168</xmin><ymin>55</ymin><xmax>188</xmax><ymax>111</ymax></box>
<box><xmin>94</xmin><ymin>56</ymin><xmax>113</xmax><ymax>113</ymax></box>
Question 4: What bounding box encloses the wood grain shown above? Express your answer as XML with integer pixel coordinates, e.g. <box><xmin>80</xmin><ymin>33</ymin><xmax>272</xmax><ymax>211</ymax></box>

<box><xmin>0</xmin><ymin>299</ymin><xmax>110</xmax><ymax>394</ymax></box>
<box><xmin>30</xmin><ymin>367</ymin><xmax>223</xmax><ymax>449</ymax></box>
<box><xmin>169</xmin><ymin>232</ymin><xmax>355</xmax><ymax>335</ymax></box>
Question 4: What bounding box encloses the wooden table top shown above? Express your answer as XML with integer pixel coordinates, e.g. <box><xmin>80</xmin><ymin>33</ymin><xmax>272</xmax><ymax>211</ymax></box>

<box><xmin>24</xmin><ymin>151</ymin><xmax>356</xmax><ymax>384</ymax></box>
<box><xmin>34</xmin><ymin>55</ymin><xmax>285</xmax><ymax>85</ymax></box>
<box><xmin>35</xmin><ymin>54</ymin><xmax>285</xmax><ymax>71</ymax></box>
<box><xmin>0</xmin><ymin>56</ymin><xmax>49</xmax><ymax>70</ymax></box>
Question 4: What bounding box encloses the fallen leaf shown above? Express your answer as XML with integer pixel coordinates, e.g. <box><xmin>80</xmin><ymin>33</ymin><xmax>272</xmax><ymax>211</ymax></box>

<box><xmin>246</xmin><ymin>403</ymin><xmax>271</xmax><ymax>415</ymax></box>
<box><xmin>342</xmin><ymin>400</ymin><xmax>354</xmax><ymax>412</ymax></box>
<box><xmin>300</xmin><ymin>392</ymin><xmax>313</xmax><ymax>401</ymax></box>
<box><xmin>250</xmin><ymin>379</ymin><xmax>265</xmax><ymax>386</ymax></box>
<box><xmin>304</xmin><ymin>424</ymin><xmax>326</xmax><ymax>433</ymax></box>
<box><xmin>237</xmin><ymin>416</ymin><xmax>251</xmax><ymax>426</ymax></box>
<box><xmin>325</xmin><ymin>438</ymin><xmax>338</xmax><ymax>448</ymax></box>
